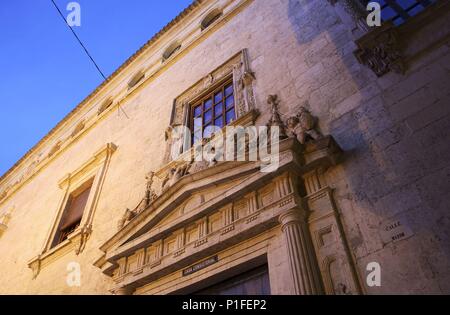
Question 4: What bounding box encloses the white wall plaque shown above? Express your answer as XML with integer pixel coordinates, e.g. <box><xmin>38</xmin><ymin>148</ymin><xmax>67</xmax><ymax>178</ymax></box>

<box><xmin>380</xmin><ymin>216</ymin><xmax>414</xmax><ymax>244</ymax></box>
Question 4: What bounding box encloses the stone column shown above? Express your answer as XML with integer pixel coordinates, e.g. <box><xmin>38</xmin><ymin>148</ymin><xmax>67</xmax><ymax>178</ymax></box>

<box><xmin>279</xmin><ymin>208</ymin><xmax>324</xmax><ymax>295</ymax></box>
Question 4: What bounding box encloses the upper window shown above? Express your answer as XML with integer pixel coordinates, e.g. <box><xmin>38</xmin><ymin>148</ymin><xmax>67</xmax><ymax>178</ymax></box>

<box><xmin>201</xmin><ymin>9</ymin><xmax>223</xmax><ymax>30</ymax></box>
<box><xmin>128</xmin><ymin>71</ymin><xmax>145</xmax><ymax>89</ymax></box>
<box><xmin>162</xmin><ymin>41</ymin><xmax>182</xmax><ymax>61</ymax></box>
<box><xmin>361</xmin><ymin>0</ymin><xmax>438</xmax><ymax>26</ymax></box>
<box><xmin>190</xmin><ymin>80</ymin><xmax>235</xmax><ymax>145</ymax></box>
<box><xmin>52</xmin><ymin>180</ymin><xmax>93</xmax><ymax>247</ymax></box>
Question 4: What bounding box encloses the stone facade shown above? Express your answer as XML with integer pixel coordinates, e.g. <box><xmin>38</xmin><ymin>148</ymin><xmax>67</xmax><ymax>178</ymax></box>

<box><xmin>0</xmin><ymin>0</ymin><xmax>449</xmax><ymax>294</ymax></box>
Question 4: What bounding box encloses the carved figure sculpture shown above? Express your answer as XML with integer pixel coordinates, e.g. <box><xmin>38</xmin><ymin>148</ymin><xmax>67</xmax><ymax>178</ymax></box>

<box><xmin>161</xmin><ymin>162</ymin><xmax>191</xmax><ymax>191</ymax></box>
<box><xmin>145</xmin><ymin>171</ymin><xmax>158</xmax><ymax>207</ymax></box>
<box><xmin>266</xmin><ymin>94</ymin><xmax>287</xmax><ymax>139</ymax></box>
<box><xmin>117</xmin><ymin>208</ymin><xmax>137</xmax><ymax>230</ymax></box>
<box><xmin>286</xmin><ymin>106</ymin><xmax>323</xmax><ymax>144</ymax></box>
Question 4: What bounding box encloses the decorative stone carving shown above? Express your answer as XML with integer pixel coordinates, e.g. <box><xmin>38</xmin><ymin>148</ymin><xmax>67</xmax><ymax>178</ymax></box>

<box><xmin>265</xmin><ymin>95</ymin><xmax>324</xmax><ymax>145</ymax></box>
<box><xmin>172</xmin><ymin>54</ymin><xmax>240</xmax><ymax>126</ymax></box>
<box><xmin>159</xmin><ymin>50</ymin><xmax>258</xmax><ymax>166</ymax></box>
<box><xmin>161</xmin><ymin>162</ymin><xmax>191</xmax><ymax>191</ymax></box>
<box><xmin>328</xmin><ymin>0</ymin><xmax>369</xmax><ymax>33</ymax></box>
<box><xmin>354</xmin><ymin>23</ymin><xmax>405</xmax><ymax>77</ymax></box>
<box><xmin>234</xmin><ymin>49</ymin><xmax>256</xmax><ymax>116</ymax></box>
<box><xmin>72</xmin><ymin>225</ymin><xmax>92</xmax><ymax>255</ymax></box>
<box><xmin>170</xmin><ymin>49</ymin><xmax>256</xmax><ymax>127</ymax></box>
<box><xmin>118</xmin><ymin>208</ymin><xmax>138</xmax><ymax>230</ymax></box>
<box><xmin>164</xmin><ymin>125</ymin><xmax>184</xmax><ymax>163</ymax></box>
<box><xmin>203</xmin><ymin>73</ymin><xmax>214</xmax><ymax>90</ymax></box>
<box><xmin>266</xmin><ymin>94</ymin><xmax>288</xmax><ymax>139</ymax></box>
<box><xmin>0</xmin><ymin>207</ymin><xmax>13</xmax><ymax>238</ymax></box>
<box><xmin>145</xmin><ymin>171</ymin><xmax>158</xmax><ymax>207</ymax></box>
<box><xmin>94</xmin><ymin>136</ymin><xmax>352</xmax><ymax>295</ymax></box>
<box><xmin>304</xmin><ymin>172</ymin><xmax>362</xmax><ymax>295</ymax></box>
<box><xmin>188</xmin><ymin>160</ymin><xmax>210</xmax><ymax>174</ymax></box>
<box><xmin>286</xmin><ymin>106</ymin><xmax>323</xmax><ymax>144</ymax></box>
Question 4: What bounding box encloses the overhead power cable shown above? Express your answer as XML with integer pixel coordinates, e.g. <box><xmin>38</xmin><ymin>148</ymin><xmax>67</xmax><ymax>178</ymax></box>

<box><xmin>50</xmin><ymin>0</ymin><xmax>107</xmax><ymax>80</ymax></box>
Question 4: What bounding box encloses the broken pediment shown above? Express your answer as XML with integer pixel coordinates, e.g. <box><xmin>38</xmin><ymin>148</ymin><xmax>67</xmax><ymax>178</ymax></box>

<box><xmin>94</xmin><ymin>133</ymin><xmax>343</xmax><ymax>293</ymax></box>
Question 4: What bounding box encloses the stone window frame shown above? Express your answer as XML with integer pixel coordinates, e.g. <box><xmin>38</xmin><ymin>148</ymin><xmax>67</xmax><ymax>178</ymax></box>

<box><xmin>28</xmin><ymin>143</ymin><xmax>117</xmax><ymax>279</ymax></box>
<box><xmin>163</xmin><ymin>49</ymin><xmax>257</xmax><ymax>164</ymax></box>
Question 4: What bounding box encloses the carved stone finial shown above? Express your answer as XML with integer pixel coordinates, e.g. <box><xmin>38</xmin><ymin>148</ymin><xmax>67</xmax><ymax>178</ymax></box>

<box><xmin>164</xmin><ymin>126</ymin><xmax>173</xmax><ymax>142</ymax></box>
<box><xmin>286</xmin><ymin>105</ymin><xmax>323</xmax><ymax>144</ymax></box>
<box><xmin>328</xmin><ymin>0</ymin><xmax>369</xmax><ymax>33</ymax></box>
<box><xmin>266</xmin><ymin>94</ymin><xmax>288</xmax><ymax>139</ymax></box>
<box><xmin>117</xmin><ymin>208</ymin><xmax>137</xmax><ymax>230</ymax></box>
<box><xmin>145</xmin><ymin>171</ymin><xmax>158</xmax><ymax>206</ymax></box>
<box><xmin>241</xmin><ymin>70</ymin><xmax>255</xmax><ymax>87</ymax></box>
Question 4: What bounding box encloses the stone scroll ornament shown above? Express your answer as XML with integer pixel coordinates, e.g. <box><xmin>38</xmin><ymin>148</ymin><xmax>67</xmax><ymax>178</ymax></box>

<box><xmin>354</xmin><ymin>25</ymin><xmax>406</xmax><ymax>77</ymax></box>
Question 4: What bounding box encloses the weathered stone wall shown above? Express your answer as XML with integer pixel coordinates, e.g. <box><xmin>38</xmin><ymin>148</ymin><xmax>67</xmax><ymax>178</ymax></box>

<box><xmin>283</xmin><ymin>0</ymin><xmax>450</xmax><ymax>294</ymax></box>
<box><xmin>0</xmin><ymin>0</ymin><xmax>448</xmax><ymax>294</ymax></box>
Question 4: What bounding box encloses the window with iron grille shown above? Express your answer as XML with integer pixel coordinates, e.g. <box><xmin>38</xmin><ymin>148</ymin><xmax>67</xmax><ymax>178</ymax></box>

<box><xmin>361</xmin><ymin>0</ymin><xmax>438</xmax><ymax>25</ymax></box>
<box><xmin>52</xmin><ymin>181</ymin><xmax>93</xmax><ymax>247</ymax></box>
<box><xmin>190</xmin><ymin>79</ymin><xmax>235</xmax><ymax>145</ymax></box>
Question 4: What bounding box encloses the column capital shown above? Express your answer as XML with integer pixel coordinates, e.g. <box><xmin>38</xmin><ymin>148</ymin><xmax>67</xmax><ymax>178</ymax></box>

<box><xmin>279</xmin><ymin>207</ymin><xmax>307</xmax><ymax>228</ymax></box>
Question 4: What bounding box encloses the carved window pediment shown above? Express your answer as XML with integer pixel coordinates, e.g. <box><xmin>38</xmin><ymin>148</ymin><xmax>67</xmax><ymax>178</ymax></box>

<box><xmin>94</xmin><ymin>135</ymin><xmax>345</xmax><ymax>294</ymax></box>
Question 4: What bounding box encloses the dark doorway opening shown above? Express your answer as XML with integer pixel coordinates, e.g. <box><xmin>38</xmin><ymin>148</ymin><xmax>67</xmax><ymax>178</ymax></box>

<box><xmin>192</xmin><ymin>265</ymin><xmax>271</xmax><ymax>295</ymax></box>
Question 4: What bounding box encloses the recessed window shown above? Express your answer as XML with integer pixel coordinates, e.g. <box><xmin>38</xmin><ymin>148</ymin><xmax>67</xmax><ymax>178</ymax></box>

<box><xmin>128</xmin><ymin>71</ymin><xmax>145</xmax><ymax>89</ymax></box>
<box><xmin>201</xmin><ymin>9</ymin><xmax>223</xmax><ymax>30</ymax></box>
<box><xmin>52</xmin><ymin>180</ymin><xmax>93</xmax><ymax>247</ymax></box>
<box><xmin>98</xmin><ymin>98</ymin><xmax>113</xmax><ymax>115</ymax></box>
<box><xmin>190</xmin><ymin>79</ymin><xmax>235</xmax><ymax>145</ymax></box>
<box><xmin>162</xmin><ymin>41</ymin><xmax>182</xmax><ymax>61</ymax></box>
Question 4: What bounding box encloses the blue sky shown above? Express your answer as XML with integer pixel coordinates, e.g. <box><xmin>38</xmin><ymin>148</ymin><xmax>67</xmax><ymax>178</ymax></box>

<box><xmin>0</xmin><ymin>0</ymin><xmax>193</xmax><ymax>177</ymax></box>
